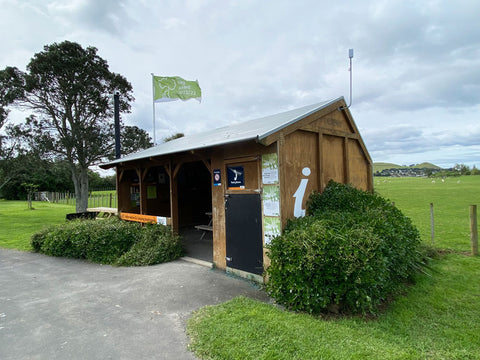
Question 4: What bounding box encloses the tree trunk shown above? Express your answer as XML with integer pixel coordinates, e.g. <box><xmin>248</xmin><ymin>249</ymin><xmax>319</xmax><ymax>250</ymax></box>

<box><xmin>71</xmin><ymin>164</ymin><xmax>89</xmax><ymax>213</ymax></box>
<box><xmin>78</xmin><ymin>166</ymin><xmax>89</xmax><ymax>212</ymax></box>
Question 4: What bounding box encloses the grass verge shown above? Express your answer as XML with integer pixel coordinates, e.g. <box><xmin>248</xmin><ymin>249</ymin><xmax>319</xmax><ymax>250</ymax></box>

<box><xmin>0</xmin><ymin>200</ymin><xmax>74</xmax><ymax>251</ymax></box>
<box><xmin>188</xmin><ymin>254</ymin><xmax>480</xmax><ymax>359</ymax></box>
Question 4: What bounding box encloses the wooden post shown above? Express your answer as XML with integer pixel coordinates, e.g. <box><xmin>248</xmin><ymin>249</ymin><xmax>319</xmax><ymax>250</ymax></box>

<box><xmin>470</xmin><ymin>205</ymin><xmax>478</xmax><ymax>256</ymax></box>
<box><xmin>109</xmin><ymin>193</ymin><xmax>113</xmax><ymax>208</ymax></box>
<box><xmin>430</xmin><ymin>203</ymin><xmax>435</xmax><ymax>246</ymax></box>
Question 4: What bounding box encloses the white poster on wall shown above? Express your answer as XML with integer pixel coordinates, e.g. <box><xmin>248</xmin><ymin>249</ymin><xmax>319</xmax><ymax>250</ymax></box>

<box><xmin>264</xmin><ymin>217</ymin><xmax>281</xmax><ymax>245</ymax></box>
<box><xmin>262</xmin><ymin>153</ymin><xmax>279</xmax><ymax>184</ymax></box>
<box><xmin>262</xmin><ymin>186</ymin><xmax>280</xmax><ymax>216</ymax></box>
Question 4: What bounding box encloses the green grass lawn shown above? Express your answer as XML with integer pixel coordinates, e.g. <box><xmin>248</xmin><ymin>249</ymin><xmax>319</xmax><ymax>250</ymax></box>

<box><xmin>0</xmin><ymin>200</ymin><xmax>74</xmax><ymax>251</ymax></box>
<box><xmin>374</xmin><ymin>176</ymin><xmax>479</xmax><ymax>252</ymax></box>
<box><xmin>188</xmin><ymin>176</ymin><xmax>480</xmax><ymax>359</ymax></box>
<box><xmin>189</xmin><ymin>254</ymin><xmax>480</xmax><ymax>359</ymax></box>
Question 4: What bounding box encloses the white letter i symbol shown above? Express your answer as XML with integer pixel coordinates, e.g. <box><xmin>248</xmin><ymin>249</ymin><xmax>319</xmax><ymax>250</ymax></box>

<box><xmin>293</xmin><ymin>167</ymin><xmax>311</xmax><ymax>218</ymax></box>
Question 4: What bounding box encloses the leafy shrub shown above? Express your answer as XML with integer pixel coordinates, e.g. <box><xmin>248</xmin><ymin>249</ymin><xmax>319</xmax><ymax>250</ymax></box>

<box><xmin>306</xmin><ymin>180</ymin><xmax>386</xmax><ymax>214</ymax></box>
<box><xmin>30</xmin><ymin>217</ymin><xmax>183</xmax><ymax>266</ymax></box>
<box><xmin>85</xmin><ymin>219</ymin><xmax>138</xmax><ymax>263</ymax></box>
<box><xmin>265</xmin><ymin>181</ymin><xmax>423</xmax><ymax>315</ymax></box>
<box><xmin>116</xmin><ymin>224</ymin><xmax>183</xmax><ymax>266</ymax></box>
<box><xmin>308</xmin><ymin>181</ymin><xmax>423</xmax><ymax>284</ymax></box>
<box><xmin>31</xmin><ymin>227</ymin><xmax>50</xmax><ymax>252</ymax></box>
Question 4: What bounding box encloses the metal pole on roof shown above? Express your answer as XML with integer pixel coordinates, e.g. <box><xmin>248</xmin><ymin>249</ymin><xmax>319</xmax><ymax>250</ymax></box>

<box><xmin>339</xmin><ymin>49</ymin><xmax>354</xmax><ymax>111</ymax></box>
<box><xmin>347</xmin><ymin>48</ymin><xmax>353</xmax><ymax>108</ymax></box>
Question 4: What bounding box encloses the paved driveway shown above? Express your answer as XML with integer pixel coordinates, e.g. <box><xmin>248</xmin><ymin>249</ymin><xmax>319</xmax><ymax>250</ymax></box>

<box><xmin>0</xmin><ymin>249</ymin><xmax>270</xmax><ymax>360</ymax></box>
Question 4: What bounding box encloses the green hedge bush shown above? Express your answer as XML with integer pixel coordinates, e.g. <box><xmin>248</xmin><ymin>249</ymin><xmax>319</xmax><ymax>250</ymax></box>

<box><xmin>116</xmin><ymin>224</ymin><xmax>183</xmax><ymax>266</ymax></box>
<box><xmin>265</xmin><ymin>181</ymin><xmax>424</xmax><ymax>315</ymax></box>
<box><xmin>31</xmin><ymin>217</ymin><xmax>183</xmax><ymax>266</ymax></box>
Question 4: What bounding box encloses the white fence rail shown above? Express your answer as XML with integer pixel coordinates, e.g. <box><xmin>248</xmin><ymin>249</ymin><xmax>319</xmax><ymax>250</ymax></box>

<box><xmin>36</xmin><ymin>191</ymin><xmax>117</xmax><ymax>209</ymax></box>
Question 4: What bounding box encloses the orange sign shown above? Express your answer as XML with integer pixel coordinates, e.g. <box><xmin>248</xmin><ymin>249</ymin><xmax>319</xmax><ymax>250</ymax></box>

<box><xmin>120</xmin><ymin>212</ymin><xmax>170</xmax><ymax>225</ymax></box>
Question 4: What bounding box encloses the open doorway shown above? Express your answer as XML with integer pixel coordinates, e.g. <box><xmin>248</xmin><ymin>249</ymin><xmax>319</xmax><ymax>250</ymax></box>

<box><xmin>177</xmin><ymin>161</ymin><xmax>213</xmax><ymax>262</ymax></box>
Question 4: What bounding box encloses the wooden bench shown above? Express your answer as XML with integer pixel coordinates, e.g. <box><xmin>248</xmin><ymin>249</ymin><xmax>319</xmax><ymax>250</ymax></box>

<box><xmin>195</xmin><ymin>212</ymin><xmax>213</xmax><ymax>239</ymax></box>
<box><xmin>194</xmin><ymin>225</ymin><xmax>213</xmax><ymax>232</ymax></box>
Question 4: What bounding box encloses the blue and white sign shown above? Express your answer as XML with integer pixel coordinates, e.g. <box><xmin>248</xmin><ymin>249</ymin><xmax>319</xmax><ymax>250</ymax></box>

<box><xmin>213</xmin><ymin>169</ymin><xmax>222</xmax><ymax>186</ymax></box>
<box><xmin>227</xmin><ymin>166</ymin><xmax>245</xmax><ymax>189</ymax></box>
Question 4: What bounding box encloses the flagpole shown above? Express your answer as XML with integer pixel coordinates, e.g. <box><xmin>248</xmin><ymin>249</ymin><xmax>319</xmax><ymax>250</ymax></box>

<box><xmin>151</xmin><ymin>73</ymin><xmax>156</xmax><ymax>144</ymax></box>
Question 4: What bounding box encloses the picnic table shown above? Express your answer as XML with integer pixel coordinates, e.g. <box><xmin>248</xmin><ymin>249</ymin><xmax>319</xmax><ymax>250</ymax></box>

<box><xmin>86</xmin><ymin>207</ymin><xmax>118</xmax><ymax>218</ymax></box>
<box><xmin>194</xmin><ymin>212</ymin><xmax>213</xmax><ymax>239</ymax></box>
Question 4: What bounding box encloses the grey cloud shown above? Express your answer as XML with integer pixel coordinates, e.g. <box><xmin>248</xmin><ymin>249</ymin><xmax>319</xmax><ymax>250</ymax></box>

<box><xmin>48</xmin><ymin>0</ymin><xmax>135</xmax><ymax>35</ymax></box>
<box><xmin>3</xmin><ymin>0</ymin><xmax>479</xmax><ymax>168</ymax></box>
<box><xmin>363</xmin><ymin>123</ymin><xmax>480</xmax><ymax>159</ymax></box>
<box><xmin>337</xmin><ymin>1</ymin><xmax>480</xmax><ymax>112</ymax></box>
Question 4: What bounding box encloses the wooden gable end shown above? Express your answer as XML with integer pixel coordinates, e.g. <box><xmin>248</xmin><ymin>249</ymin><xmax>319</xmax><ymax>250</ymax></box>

<box><xmin>277</xmin><ymin>99</ymin><xmax>373</xmax><ymax>226</ymax></box>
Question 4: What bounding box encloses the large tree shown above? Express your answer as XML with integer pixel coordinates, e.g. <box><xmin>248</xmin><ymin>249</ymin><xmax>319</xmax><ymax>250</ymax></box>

<box><xmin>5</xmin><ymin>41</ymin><xmax>134</xmax><ymax>212</ymax></box>
<box><xmin>110</xmin><ymin>125</ymin><xmax>153</xmax><ymax>159</ymax></box>
<box><xmin>0</xmin><ymin>66</ymin><xmax>24</xmax><ymax>155</ymax></box>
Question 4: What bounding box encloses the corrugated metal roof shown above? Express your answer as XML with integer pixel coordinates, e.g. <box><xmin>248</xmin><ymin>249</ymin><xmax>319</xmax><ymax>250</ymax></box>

<box><xmin>102</xmin><ymin>97</ymin><xmax>343</xmax><ymax>168</ymax></box>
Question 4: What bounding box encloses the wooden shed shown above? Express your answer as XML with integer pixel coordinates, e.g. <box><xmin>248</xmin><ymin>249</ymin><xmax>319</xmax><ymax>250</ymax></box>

<box><xmin>101</xmin><ymin>97</ymin><xmax>373</xmax><ymax>280</ymax></box>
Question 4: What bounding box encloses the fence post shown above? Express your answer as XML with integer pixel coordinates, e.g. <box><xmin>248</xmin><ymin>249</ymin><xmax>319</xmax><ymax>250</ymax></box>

<box><xmin>109</xmin><ymin>193</ymin><xmax>113</xmax><ymax>208</ymax></box>
<box><xmin>430</xmin><ymin>203</ymin><xmax>435</xmax><ymax>246</ymax></box>
<box><xmin>470</xmin><ymin>205</ymin><xmax>478</xmax><ymax>256</ymax></box>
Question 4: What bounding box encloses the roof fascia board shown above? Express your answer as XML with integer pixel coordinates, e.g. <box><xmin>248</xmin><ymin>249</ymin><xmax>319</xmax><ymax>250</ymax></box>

<box><xmin>341</xmin><ymin>107</ymin><xmax>373</xmax><ymax>164</ymax></box>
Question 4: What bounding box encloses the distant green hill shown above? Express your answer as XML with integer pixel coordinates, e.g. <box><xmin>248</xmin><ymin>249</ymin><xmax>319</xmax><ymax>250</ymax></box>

<box><xmin>414</xmin><ymin>162</ymin><xmax>442</xmax><ymax>169</ymax></box>
<box><xmin>373</xmin><ymin>163</ymin><xmax>404</xmax><ymax>172</ymax></box>
<box><xmin>373</xmin><ymin>162</ymin><xmax>442</xmax><ymax>172</ymax></box>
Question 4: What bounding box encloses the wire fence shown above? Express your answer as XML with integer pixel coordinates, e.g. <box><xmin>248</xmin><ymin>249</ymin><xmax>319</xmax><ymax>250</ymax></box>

<box><xmin>36</xmin><ymin>191</ymin><xmax>117</xmax><ymax>209</ymax></box>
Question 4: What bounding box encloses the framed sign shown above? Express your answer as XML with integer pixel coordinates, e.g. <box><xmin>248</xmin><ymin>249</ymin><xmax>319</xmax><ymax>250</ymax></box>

<box><xmin>227</xmin><ymin>166</ymin><xmax>245</xmax><ymax>189</ymax></box>
<box><xmin>147</xmin><ymin>185</ymin><xmax>157</xmax><ymax>199</ymax></box>
<box><xmin>213</xmin><ymin>168</ymin><xmax>222</xmax><ymax>186</ymax></box>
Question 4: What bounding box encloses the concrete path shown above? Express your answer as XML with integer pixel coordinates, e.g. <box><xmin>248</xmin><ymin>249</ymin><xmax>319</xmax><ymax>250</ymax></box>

<box><xmin>0</xmin><ymin>249</ymin><xmax>270</xmax><ymax>360</ymax></box>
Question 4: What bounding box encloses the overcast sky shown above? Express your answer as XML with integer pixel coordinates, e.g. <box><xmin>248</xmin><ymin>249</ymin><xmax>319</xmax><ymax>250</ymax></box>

<box><xmin>1</xmin><ymin>0</ymin><xmax>479</xmax><ymax>168</ymax></box>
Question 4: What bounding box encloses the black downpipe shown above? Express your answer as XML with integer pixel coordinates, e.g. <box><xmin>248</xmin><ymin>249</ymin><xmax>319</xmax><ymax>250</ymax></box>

<box><xmin>114</xmin><ymin>92</ymin><xmax>121</xmax><ymax>159</ymax></box>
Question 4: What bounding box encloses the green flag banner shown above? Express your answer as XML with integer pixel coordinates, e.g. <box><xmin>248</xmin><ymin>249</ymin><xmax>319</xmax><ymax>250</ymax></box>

<box><xmin>153</xmin><ymin>76</ymin><xmax>201</xmax><ymax>103</ymax></box>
